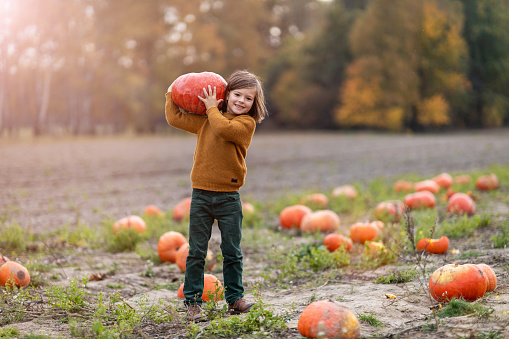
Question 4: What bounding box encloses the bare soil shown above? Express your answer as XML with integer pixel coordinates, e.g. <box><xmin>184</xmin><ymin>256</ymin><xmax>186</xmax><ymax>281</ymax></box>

<box><xmin>1</xmin><ymin>129</ymin><xmax>509</xmax><ymax>338</ymax></box>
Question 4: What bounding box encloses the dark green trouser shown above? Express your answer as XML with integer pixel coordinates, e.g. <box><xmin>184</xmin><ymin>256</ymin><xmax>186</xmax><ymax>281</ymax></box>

<box><xmin>183</xmin><ymin>188</ymin><xmax>244</xmax><ymax>306</ymax></box>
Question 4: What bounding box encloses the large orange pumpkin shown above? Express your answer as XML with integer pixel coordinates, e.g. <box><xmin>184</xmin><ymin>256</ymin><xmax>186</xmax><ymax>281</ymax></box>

<box><xmin>176</xmin><ymin>274</ymin><xmax>224</xmax><ymax>301</ymax></box>
<box><xmin>403</xmin><ymin>191</ymin><xmax>436</xmax><ymax>209</ymax></box>
<box><xmin>374</xmin><ymin>200</ymin><xmax>405</xmax><ymax>223</ymax></box>
<box><xmin>429</xmin><ymin>263</ymin><xmax>487</xmax><ymax>302</ymax></box>
<box><xmin>476</xmin><ymin>174</ymin><xmax>499</xmax><ymax>191</ymax></box>
<box><xmin>300</xmin><ymin>210</ymin><xmax>340</xmax><ymax>233</ymax></box>
<box><xmin>157</xmin><ymin>231</ymin><xmax>187</xmax><ymax>263</ymax></box>
<box><xmin>175</xmin><ymin>243</ymin><xmax>215</xmax><ymax>273</ymax></box>
<box><xmin>172</xmin><ymin>197</ymin><xmax>192</xmax><ymax>222</ymax></box>
<box><xmin>476</xmin><ymin>263</ymin><xmax>497</xmax><ymax>292</ymax></box>
<box><xmin>112</xmin><ymin>215</ymin><xmax>147</xmax><ymax>234</ymax></box>
<box><xmin>143</xmin><ymin>205</ymin><xmax>164</xmax><ymax>217</ymax></box>
<box><xmin>432</xmin><ymin>173</ymin><xmax>453</xmax><ymax>189</ymax></box>
<box><xmin>298</xmin><ymin>299</ymin><xmax>360</xmax><ymax>339</ymax></box>
<box><xmin>332</xmin><ymin>185</ymin><xmax>358</xmax><ymax>199</ymax></box>
<box><xmin>300</xmin><ymin>193</ymin><xmax>329</xmax><ymax>209</ymax></box>
<box><xmin>171</xmin><ymin>72</ymin><xmax>227</xmax><ymax>115</ymax></box>
<box><xmin>416</xmin><ymin>236</ymin><xmax>449</xmax><ymax>254</ymax></box>
<box><xmin>415</xmin><ymin>180</ymin><xmax>440</xmax><ymax>194</ymax></box>
<box><xmin>447</xmin><ymin>193</ymin><xmax>476</xmax><ymax>216</ymax></box>
<box><xmin>350</xmin><ymin>222</ymin><xmax>379</xmax><ymax>244</ymax></box>
<box><xmin>324</xmin><ymin>234</ymin><xmax>353</xmax><ymax>252</ymax></box>
<box><xmin>0</xmin><ymin>261</ymin><xmax>30</xmax><ymax>288</ymax></box>
<box><xmin>279</xmin><ymin>204</ymin><xmax>312</xmax><ymax>229</ymax></box>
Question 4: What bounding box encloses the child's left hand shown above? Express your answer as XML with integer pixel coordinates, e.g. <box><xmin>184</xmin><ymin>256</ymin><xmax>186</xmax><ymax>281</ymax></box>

<box><xmin>198</xmin><ymin>85</ymin><xmax>224</xmax><ymax>111</ymax></box>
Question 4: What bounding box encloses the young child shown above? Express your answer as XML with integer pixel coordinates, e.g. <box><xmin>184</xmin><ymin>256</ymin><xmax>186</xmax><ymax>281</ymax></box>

<box><xmin>165</xmin><ymin>70</ymin><xmax>267</xmax><ymax>322</ymax></box>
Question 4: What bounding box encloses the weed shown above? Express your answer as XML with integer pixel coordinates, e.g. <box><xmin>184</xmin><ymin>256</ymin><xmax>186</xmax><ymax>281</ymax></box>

<box><xmin>46</xmin><ymin>276</ymin><xmax>90</xmax><ymax>312</ymax></box>
<box><xmin>459</xmin><ymin>251</ymin><xmax>486</xmax><ymax>259</ymax></box>
<box><xmin>436</xmin><ymin>298</ymin><xmax>494</xmax><ymax>319</ymax></box>
<box><xmin>0</xmin><ymin>327</ymin><xmax>19</xmax><ymax>338</ymax></box>
<box><xmin>0</xmin><ymin>222</ymin><xmax>28</xmax><ymax>254</ymax></box>
<box><xmin>491</xmin><ymin>220</ymin><xmax>509</xmax><ymax>249</ymax></box>
<box><xmin>374</xmin><ymin>268</ymin><xmax>418</xmax><ymax>284</ymax></box>
<box><xmin>358</xmin><ymin>312</ymin><xmax>384</xmax><ymax>327</ymax></box>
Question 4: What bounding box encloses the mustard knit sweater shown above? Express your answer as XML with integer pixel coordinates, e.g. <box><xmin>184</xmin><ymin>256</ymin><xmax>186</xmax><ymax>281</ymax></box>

<box><xmin>165</xmin><ymin>93</ymin><xmax>256</xmax><ymax>192</ymax></box>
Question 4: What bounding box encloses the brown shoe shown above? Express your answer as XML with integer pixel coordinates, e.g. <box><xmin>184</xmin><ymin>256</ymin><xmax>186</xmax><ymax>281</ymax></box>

<box><xmin>186</xmin><ymin>304</ymin><xmax>207</xmax><ymax>322</ymax></box>
<box><xmin>228</xmin><ymin>298</ymin><xmax>255</xmax><ymax>315</ymax></box>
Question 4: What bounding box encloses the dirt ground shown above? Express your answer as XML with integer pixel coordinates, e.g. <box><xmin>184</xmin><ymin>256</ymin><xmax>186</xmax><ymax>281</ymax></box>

<box><xmin>1</xmin><ymin>129</ymin><xmax>509</xmax><ymax>338</ymax></box>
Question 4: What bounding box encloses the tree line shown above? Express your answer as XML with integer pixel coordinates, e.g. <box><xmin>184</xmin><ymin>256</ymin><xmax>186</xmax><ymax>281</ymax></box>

<box><xmin>1</xmin><ymin>0</ymin><xmax>508</xmax><ymax>136</ymax></box>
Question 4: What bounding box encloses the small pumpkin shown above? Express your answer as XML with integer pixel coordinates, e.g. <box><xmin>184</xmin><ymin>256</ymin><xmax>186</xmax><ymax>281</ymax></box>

<box><xmin>476</xmin><ymin>263</ymin><xmax>497</xmax><ymax>292</ymax></box>
<box><xmin>366</xmin><ymin>241</ymin><xmax>386</xmax><ymax>256</ymax></box>
<box><xmin>394</xmin><ymin>180</ymin><xmax>414</xmax><ymax>193</ymax></box>
<box><xmin>279</xmin><ymin>204</ymin><xmax>312</xmax><ymax>229</ymax></box>
<box><xmin>403</xmin><ymin>191</ymin><xmax>436</xmax><ymax>209</ymax></box>
<box><xmin>415</xmin><ymin>180</ymin><xmax>440</xmax><ymax>194</ymax></box>
<box><xmin>374</xmin><ymin>200</ymin><xmax>405</xmax><ymax>223</ymax></box>
<box><xmin>176</xmin><ymin>274</ymin><xmax>224</xmax><ymax>302</ymax></box>
<box><xmin>416</xmin><ymin>236</ymin><xmax>449</xmax><ymax>254</ymax></box>
<box><xmin>350</xmin><ymin>222</ymin><xmax>379</xmax><ymax>244</ymax></box>
<box><xmin>143</xmin><ymin>205</ymin><xmax>164</xmax><ymax>217</ymax></box>
<box><xmin>297</xmin><ymin>299</ymin><xmax>360</xmax><ymax>339</ymax></box>
<box><xmin>432</xmin><ymin>172</ymin><xmax>453</xmax><ymax>189</ymax></box>
<box><xmin>171</xmin><ymin>72</ymin><xmax>227</xmax><ymax>115</ymax></box>
<box><xmin>447</xmin><ymin>192</ymin><xmax>476</xmax><ymax>216</ymax></box>
<box><xmin>429</xmin><ymin>263</ymin><xmax>487</xmax><ymax>302</ymax></box>
<box><xmin>241</xmin><ymin>202</ymin><xmax>256</xmax><ymax>215</ymax></box>
<box><xmin>454</xmin><ymin>174</ymin><xmax>471</xmax><ymax>185</ymax></box>
<box><xmin>300</xmin><ymin>210</ymin><xmax>341</xmax><ymax>233</ymax></box>
<box><xmin>175</xmin><ymin>243</ymin><xmax>215</xmax><ymax>273</ymax></box>
<box><xmin>476</xmin><ymin>174</ymin><xmax>499</xmax><ymax>191</ymax></box>
<box><xmin>324</xmin><ymin>234</ymin><xmax>353</xmax><ymax>252</ymax></box>
<box><xmin>172</xmin><ymin>197</ymin><xmax>192</xmax><ymax>222</ymax></box>
<box><xmin>332</xmin><ymin>185</ymin><xmax>358</xmax><ymax>199</ymax></box>
<box><xmin>0</xmin><ymin>261</ymin><xmax>30</xmax><ymax>288</ymax></box>
<box><xmin>157</xmin><ymin>231</ymin><xmax>187</xmax><ymax>263</ymax></box>
<box><xmin>112</xmin><ymin>215</ymin><xmax>147</xmax><ymax>234</ymax></box>
<box><xmin>300</xmin><ymin>193</ymin><xmax>329</xmax><ymax>209</ymax></box>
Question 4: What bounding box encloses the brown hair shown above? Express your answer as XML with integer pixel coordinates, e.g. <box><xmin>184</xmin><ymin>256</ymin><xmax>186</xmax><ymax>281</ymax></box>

<box><xmin>225</xmin><ymin>70</ymin><xmax>268</xmax><ymax>123</ymax></box>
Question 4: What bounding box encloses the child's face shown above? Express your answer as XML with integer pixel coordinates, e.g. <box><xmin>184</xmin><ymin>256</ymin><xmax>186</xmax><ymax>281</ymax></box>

<box><xmin>226</xmin><ymin>87</ymin><xmax>256</xmax><ymax>115</ymax></box>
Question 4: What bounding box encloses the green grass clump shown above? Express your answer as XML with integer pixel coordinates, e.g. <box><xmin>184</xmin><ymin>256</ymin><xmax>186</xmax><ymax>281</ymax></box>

<box><xmin>374</xmin><ymin>268</ymin><xmax>418</xmax><ymax>284</ymax></box>
<box><xmin>358</xmin><ymin>312</ymin><xmax>384</xmax><ymax>327</ymax></box>
<box><xmin>491</xmin><ymin>220</ymin><xmax>509</xmax><ymax>248</ymax></box>
<box><xmin>436</xmin><ymin>298</ymin><xmax>494</xmax><ymax>319</ymax></box>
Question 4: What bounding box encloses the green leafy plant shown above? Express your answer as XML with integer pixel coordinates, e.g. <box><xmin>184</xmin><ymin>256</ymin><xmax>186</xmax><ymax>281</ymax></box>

<box><xmin>374</xmin><ymin>268</ymin><xmax>418</xmax><ymax>284</ymax></box>
<box><xmin>358</xmin><ymin>312</ymin><xmax>384</xmax><ymax>327</ymax></box>
<box><xmin>436</xmin><ymin>298</ymin><xmax>494</xmax><ymax>319</ymax></box>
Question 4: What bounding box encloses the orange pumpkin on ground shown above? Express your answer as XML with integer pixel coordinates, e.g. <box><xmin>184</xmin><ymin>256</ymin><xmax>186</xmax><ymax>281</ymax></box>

<box><xmin>157</xmin><ymin>231</ymin><xmax>187</xmax><ymax>263</ymax></box>
<box><xmin>300</xmin><ymin>210</ymin><xmax>340</xmax><ymax>233</ymax></box>
<box><xmin>350</xmin><ymin>222</ymin><xmax>379</xmax><ymax>244</ymax></box>
<box><xmin>0</xmin><ymin>261</ymin><xmax>30</xmax><ymax>288</ymax></box>
<box><xmin>300</xmin><ymin>193</ymin><xmax>329</xmax><ymax>209</ymax></box>
<box><xmin>279</xmin><ymin>204</ymin><xmax>312</xmax><ymax>229</ymax></box>
<box><xmin>143</xmin><ymin>205</ymin><xmax>164</xmax><ymax>217</ymax></box>
<box><xmin>241</xmin><ymin>202</ymin><xmax>256</xmax><ymax>215</ymax></box>
<box><xmin>172</xmin><ymin>197</ymin><xmax>192</xmax><ymax>222</ymax></box>
<box><xmin>416</xmin><ymin>236</ymin><xmax>450</xmax><ymax>254</ymax></box>
<box><xmin>175</xmin><ymin>243</ymin><xmax>215</xmax><ymax>273</ymax></box>
<box><xmin>403</xmin><ymin>191</ymin><xmax>436</xmax><ymax>209</ymax></box>
<box><xmin>177</xmin><ymin>274</ymin><xmax>224</xmax><ymax>301</ymax></box>
<box><xmin>370</xmin><ymin>220</ymin><xmax>384</xmax><ymax>231</ymax></box>
<box><xmin>112</xmin><ymin>215</ymin><xmax>147</xmax><ymax>234</ymax></box>
<box><xmin>447</xmin><ymin>193</ymin><xmax>476</xmax><ymax>216</ymax></box>
<box><xmin>477</xmin><ymin>264</ymin><xmax>497</xmax><ymax>292</ymax></box>
<box><xmin>366</xmin><ymin>241</ymin><xmax>386</xmax><ymax>256</ymax></box>
<box><xmin>332</xmin><ymin>185</ymin><xmax>358</xmax><ymax>199</ymax></box>
<box><xmin>432</xmin><ymin>173</ymin><xmax>453</xmax><ymax>189</ymax></box>
<box><xmin>374</xmin><ymin>200</ymin><xmax>405</xmax><ymax>223</ymax></box>
<box><xmin>324</xmin><ymin>234</ymin><xmax>353</xmax><ymax>252</ymax></box>
<box><xmin>394</xmin><ymin>180</ymin><xmax>414</xmax><ymax>193</ymax></box>
<box><xmin>415</xmin><ymin>180</ymin><xmax>440</xmax><ymax>194</ymax></box>
<box><xmin>454</xmin><ymin>174</ymin><xmax>471</xmax><ymax>185</ymax></box>
<box><xmin>476</xmin><ymin>174</ymin><xmax>499</xmax><ymax>191</ymax></box>
<box><xmin>429</xmin><ymin>263</ymin><xmax>487</xmax><ymax>302</ymax></box>
<box><xmin>298</xmin><ymin>299</ymin><xmax>360</xmax><ymax>339</ymax></box>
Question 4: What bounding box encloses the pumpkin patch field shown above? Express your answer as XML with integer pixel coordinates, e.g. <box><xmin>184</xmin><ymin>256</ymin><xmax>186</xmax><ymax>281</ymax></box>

<box><xmin>1</xmin><ymin>130</ymin><xmax>509</xmax><ymax>338</ymax></box>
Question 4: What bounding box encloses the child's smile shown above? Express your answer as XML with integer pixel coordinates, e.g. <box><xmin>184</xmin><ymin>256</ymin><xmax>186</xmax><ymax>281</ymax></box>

<box><xmin>226</xmin><ymin>87</ymin><xmax>256</xmax><ymax>115</ymax></box>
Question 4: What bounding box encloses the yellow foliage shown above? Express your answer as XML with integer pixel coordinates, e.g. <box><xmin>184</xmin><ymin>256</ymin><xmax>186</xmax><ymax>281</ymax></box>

<box><xmin>417</xmin><ymin>95</ymin><xmax>450</xmax><ymax>127</ymax></box>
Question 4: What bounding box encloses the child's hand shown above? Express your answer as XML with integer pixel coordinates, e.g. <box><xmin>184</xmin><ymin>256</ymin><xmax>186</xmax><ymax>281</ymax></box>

<box><xmin>198</xmin><ymin>85</ymin><xmax>224</xmax><ymax>111</ymax></box>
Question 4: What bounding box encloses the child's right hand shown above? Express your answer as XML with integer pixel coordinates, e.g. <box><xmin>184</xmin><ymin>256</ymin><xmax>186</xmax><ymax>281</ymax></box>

<box><xmin>198</xmin><ymin>85</ymin><xmax>224</xmax><ymax>111</ymax></box>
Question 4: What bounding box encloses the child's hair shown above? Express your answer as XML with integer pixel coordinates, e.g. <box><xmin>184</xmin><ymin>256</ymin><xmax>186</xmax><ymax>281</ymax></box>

<box><xmin>225</xmin><ymin>70</ymin><xmax>268</xmax><ymax>123</ymax></box>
